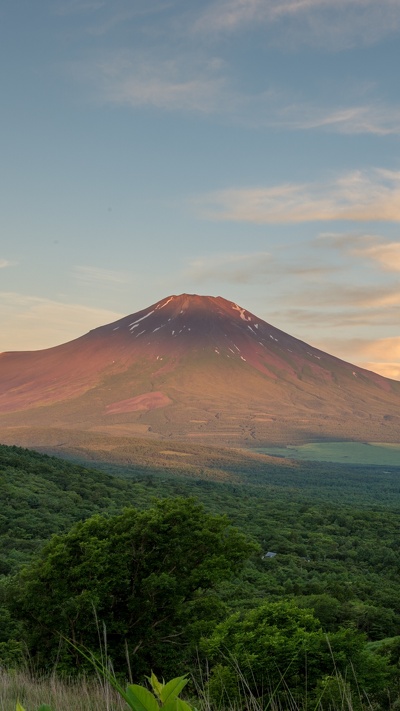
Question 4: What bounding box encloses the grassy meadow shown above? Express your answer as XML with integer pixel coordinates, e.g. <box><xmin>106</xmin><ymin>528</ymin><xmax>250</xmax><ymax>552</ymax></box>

<box><xmin>256</xmin><ymin>441</ymin><xmax>400</xmax><ymax>466</ymax></box>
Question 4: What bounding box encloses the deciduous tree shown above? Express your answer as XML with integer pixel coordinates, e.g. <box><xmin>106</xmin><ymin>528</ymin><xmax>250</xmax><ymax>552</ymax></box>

<box><xmin>10</xmin><ymin>497</ymin><xmax>258</xmax><ymax>676</ymax></box>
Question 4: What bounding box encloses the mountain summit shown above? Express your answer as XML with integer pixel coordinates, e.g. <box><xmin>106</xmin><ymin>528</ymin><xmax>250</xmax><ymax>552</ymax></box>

<box><xmin>1</xmin><ymin>293</ymin><xmax>399</xmax><ymax>445</ymax></box>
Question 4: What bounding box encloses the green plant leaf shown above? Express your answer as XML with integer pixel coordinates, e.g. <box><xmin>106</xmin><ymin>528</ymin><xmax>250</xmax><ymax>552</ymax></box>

<box><xmin>126</xmin><ymin>684</ymin><xmax>160</xmax><ymax>711</ymax></box>
<box><xmin>37</xmin><ymin>706</ymin><xmax>55</xmax><ymax>711</ymax></box>
<box><xmin>160</xmin><ymin>675</ymin><xmax>188</xmax><ymax>704</ymax></box>
<box><xmin>163</xmin><ymin>697</ymin><xmax>193</xmax><ymax>711</ymax></box>
<box><xmin>177</xmin><ymin>699</ymin><xmax>194</xmax><ymax>711</ymax></box>
<box><xmin>148</xmin><ymin>671</ymin><xmax>164</xmax><ymax>700</ymax></box>
<box><xmin>16</xmin><ymin>704</ymin><xmax>25</xmax><ymax>711</ymax></box>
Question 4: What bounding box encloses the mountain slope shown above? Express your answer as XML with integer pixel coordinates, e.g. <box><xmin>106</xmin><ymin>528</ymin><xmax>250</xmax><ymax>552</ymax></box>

<box><xmin>1</xmin><ymin>294</ymin><xmax>399</xmax><ymax>445</ymax></box>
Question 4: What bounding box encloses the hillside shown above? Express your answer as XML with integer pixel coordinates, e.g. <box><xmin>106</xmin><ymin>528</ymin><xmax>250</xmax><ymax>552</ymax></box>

<box><xmin>0</xmin><ymin>444</ymin><xmax>138</xmax><ymax>573</ymax></box>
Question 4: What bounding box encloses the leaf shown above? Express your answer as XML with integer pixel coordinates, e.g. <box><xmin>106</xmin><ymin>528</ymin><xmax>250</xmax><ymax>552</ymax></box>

<box><xmin>149</xmin><ymin>671</ymin><xmax>164</xmax><ymax>700</ymax></box>
<box><xmin>160</xmin><ymin>675</ymin><xmax>188</xmax><ymax>704</ymax></box>
<box><xmin>163</xmin><ymin>697</ymin><xmax>193</xmax><ymax>711</ymax></box>
<box><xmin>16</xmin><ymin>704</ymin><xmax>25</xmax><ymax>711</ymax></box>
<box><xmin>126</xmin><ymin>684</ymin><xmax>160</xmax><ymax>711</ymax></box>
<box><xmin>37</xmin><ymin>706</ymin><xmax>55</xmax><ymax>711</ymax></box>
<box><xmin>175</xmin><ymin>699</ymin><xmax>194</xmax><ymax>711</ymax></box>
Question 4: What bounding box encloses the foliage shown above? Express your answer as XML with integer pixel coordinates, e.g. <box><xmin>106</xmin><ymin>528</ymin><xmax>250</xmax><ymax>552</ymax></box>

<box><xmin>8</xmin><ymin>497</ymin><xmax>258</xmax><ymax>676</ymax></box>
<box><xmin>121</xmin><ymin>672</ymin><xmax>193</xmax><ymax>711</ymax></box>
<box><xmin>1</xmin><ymin>443</ymin><xmax>400</xmax><ymax>708</ymax></box>
<box><xmin>0</xmin><ymin>444</ymin><xmax>139</xmax><ymax>574</ymax></box>
<box><xmin>201</xmin><ymin>600</ymin><xmax>390</xmax><ymax>706</ymax></box>
<box><xmin>0</xmin><ymin>639</ymin><xmax>25</xmax><ymax>668</ymax></box>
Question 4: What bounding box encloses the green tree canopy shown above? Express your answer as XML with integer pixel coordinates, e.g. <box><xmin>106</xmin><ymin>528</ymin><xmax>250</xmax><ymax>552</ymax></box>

<box><xmin>9</xmin><ymin>497</ymin><xmax>258</xmax><ymax>676</ymax></box>
<box><xmin>201</xmin><ymin>600</ymin><xmax>389</xmax><ymax>707</ymax></box>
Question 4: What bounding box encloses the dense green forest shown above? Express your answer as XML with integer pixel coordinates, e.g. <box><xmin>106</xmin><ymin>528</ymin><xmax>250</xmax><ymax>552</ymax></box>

<box><xmin>1</xmin><ymin>443</ymin><xmax>399</xmax><ymax>708</ymax></box>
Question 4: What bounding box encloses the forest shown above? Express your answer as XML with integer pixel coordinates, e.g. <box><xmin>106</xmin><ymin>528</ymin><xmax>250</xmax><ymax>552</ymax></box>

<box><xmin>0</xmin><ymin>442</ymin><xmax>399</xmax><ymax>709</ymax></box>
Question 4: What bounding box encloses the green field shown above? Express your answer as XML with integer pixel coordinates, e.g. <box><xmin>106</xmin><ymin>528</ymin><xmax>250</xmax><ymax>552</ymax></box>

<box><xmin>257</xmin><ymin>440</ymin><xmax>400</xmax><ymax>465</ymax></box>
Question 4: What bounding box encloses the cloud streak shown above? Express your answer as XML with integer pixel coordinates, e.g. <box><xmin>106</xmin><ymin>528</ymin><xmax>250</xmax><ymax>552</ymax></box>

<box><xmin>273</xmin><ymin>102</ymin><xmax>400</xmax><ymax>136</ymax></box>
<box><xmin>196</xmin><ymin>169</ymin><xmax>400</xmax><ymax>224</ymax></box>
<box><xmin>187</xmin><ymin>250</ymin><xmax>338</xmax><ymax>283</ymax></box>
<box><xmin>282</xmin><ymin>283</ymin><xmax>400</xmax><ymax>310</ymax></box>
<box><xmin>74</xmin><ymin>265</ymin><xmax>129</xmax><ymax>285</ymax></box>
<box><xmin>352</xmin><ymin>241</ymin><xmax>400</xmax><ymax>272</ymax></box>
<box><xmin>315</xmin><ymin>232</ymin><xmax>400</xmax><ymax>273</ymax></box>
<box><xmin>75</xmin><ymin>50</ymin><xmax>400</xmax><ymax>135</ymax></box>
<box><xmin>193</xmin><ymin>0</ymin><xmax>400</xmax><ymax>50</ymax></box>
<box><xmin>277</xmin><ymin>303</ymin><xmax>400</xmax><ymax>331</ymax></box>
<box><xmin>70</xmin><ymin>41</ymin><xmax>400</xmax><ymax>136</ymax></box>
<box><xmin>75</xmin><ymin>50</ymin><xmax>228</xmax><ymax>113</ymax></box>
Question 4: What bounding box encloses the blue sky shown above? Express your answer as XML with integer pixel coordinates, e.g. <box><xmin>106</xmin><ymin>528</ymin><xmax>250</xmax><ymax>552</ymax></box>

<box><xmin>1</xmin><ymin>0</ymin><xmax>400</xmax><ymax>379</ymax></box>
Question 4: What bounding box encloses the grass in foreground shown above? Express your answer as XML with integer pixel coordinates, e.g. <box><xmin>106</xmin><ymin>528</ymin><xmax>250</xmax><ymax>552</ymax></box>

<box><xmin>0</xmin><ymin>669</ymin><xmax>125</xmax><ymax>711</ymax></box>
<box><xmin>3</xmin><ymin>666</ymin><xmax>195</xmax><ymax>711</ymax></box>
<box><xmin>1</xmin><ymin>666</ymin><xmax>394</xmax><ymax>711</ymax></box>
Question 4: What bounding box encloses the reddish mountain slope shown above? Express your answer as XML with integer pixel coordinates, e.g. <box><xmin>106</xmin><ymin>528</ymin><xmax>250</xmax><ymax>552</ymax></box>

<box><xmin>1</xmin><ymin>294</ymin><xmax>399</xmax><ymax>445</ymax></box>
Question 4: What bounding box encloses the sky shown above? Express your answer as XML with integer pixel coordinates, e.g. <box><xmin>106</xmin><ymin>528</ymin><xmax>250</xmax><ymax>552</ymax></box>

<box><xmin>1</xmin><ymin>0</ymin><xmax>400</xmax><ymax>379</ymax></box>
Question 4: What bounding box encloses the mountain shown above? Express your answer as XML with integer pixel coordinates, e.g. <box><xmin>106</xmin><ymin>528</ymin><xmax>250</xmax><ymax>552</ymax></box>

<box><xmin>1</xmin><ymin>293</ymin><xmax>400</xmax><ymax>449</ymax></box>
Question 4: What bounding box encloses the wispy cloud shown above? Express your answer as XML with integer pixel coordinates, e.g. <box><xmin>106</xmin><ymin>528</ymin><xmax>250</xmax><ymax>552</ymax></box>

<box><xmin>193</xmin><ymin>0</ymin><xmax>400</xmax><ymax>50</ymax></box>
<box><xmin>315</xmin><ymin>231</ymin><xmax>380</xmax><ymax>249</ymax></box>
<box><xmin>268</xmin><ymin>280</ymin><xmax>400</xmax><ymax>346</ymax></box>
<box><xmin>0</xmin><ymin>259</ymin><xmax>15</xmax><ymax>269</ymax></box>
<box><xmin>284</xmin><ymin>283</ymin><xmax>400</xmax><ymax>309</ymax></box>
<box><xmin>277</xmin><ymin>305</ymin><xmax>400</xmax><ymax>330</ymax></box>
<box><xmin>0</xmin><ymin>292</ymin><xmax>123</xmax><ymax>352</ymax></box>
<box><xmin>352</xmin><ymin>241</ymin><xmax>400</xmax><ymax>271</ymax></box>
<box><xmin>74</xmin><ymin>50</ymin><xmax>228</xmax><ymax>113</ymax></box>
<box><xmin>69</xmin><ymin>41</ymin><xmax>400</xmax><ymax>136</ymax></box>
<box><xmin>196</xmin><ymin>169</ymin><xmax>400</xmax><ymax>224</ymax></box>
<box><xmin>315</xmin><ymin>232</ymin><xmax>400</xmax><ymax>272</ymax></box>
<box><xmin>74</xmin><ymin>265</ymin><xmax>128</xmax><ymax>285</ymax></box>
<box><xmin>273</xmin><ymin>102</ymin><xmax>400</xmax><ymax>136</ymax></box>
<box><xmin>227</xmin><ymin>92</ymin><xmax>400</xmax><ymax>136</ymax></box>
<box><xmin>187</xmin><ymin>251</ymin><xmax>338</xmax><ymax>283</ymax></box>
